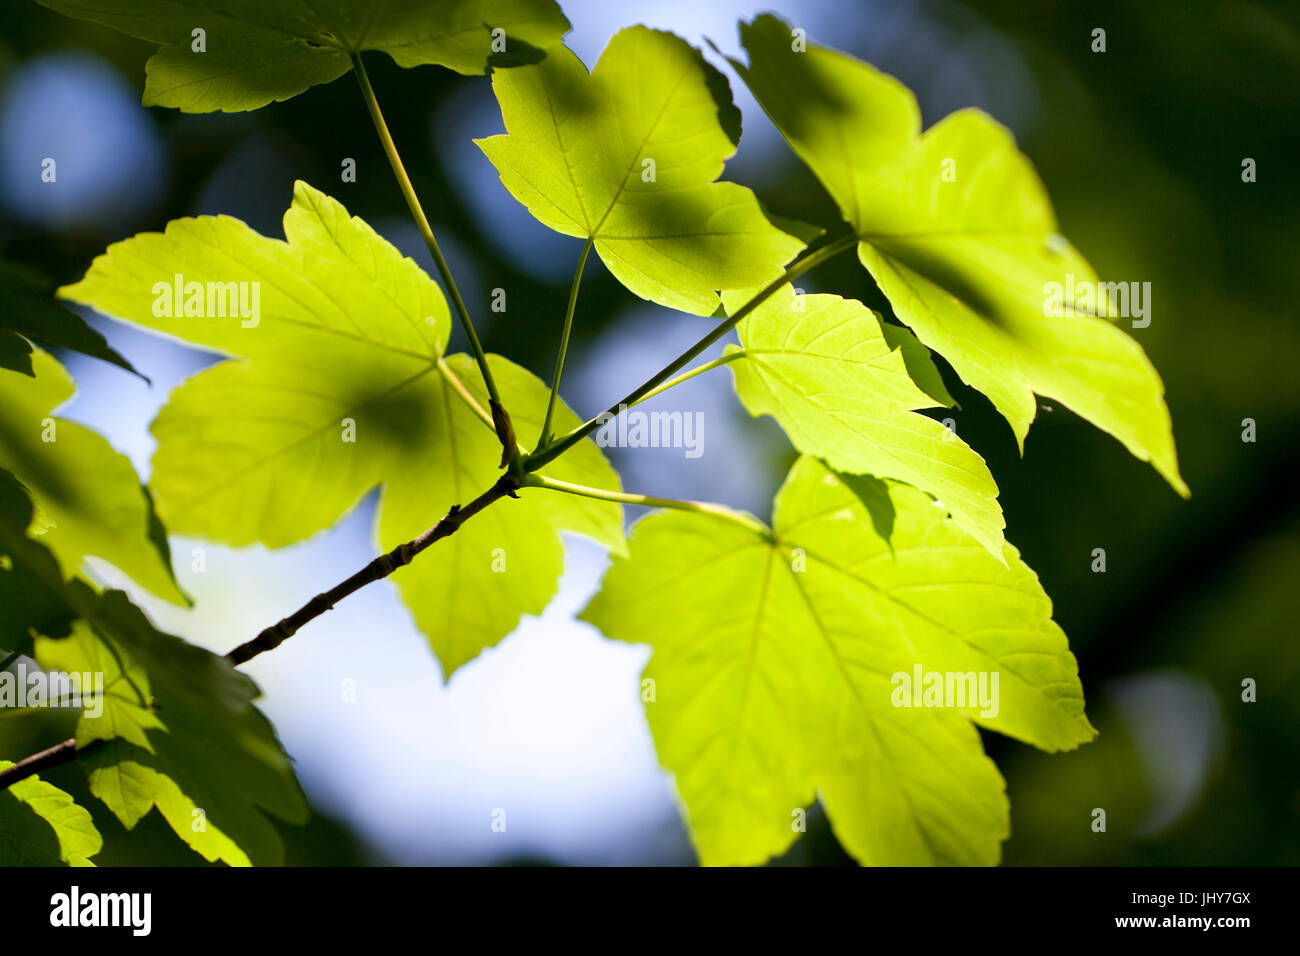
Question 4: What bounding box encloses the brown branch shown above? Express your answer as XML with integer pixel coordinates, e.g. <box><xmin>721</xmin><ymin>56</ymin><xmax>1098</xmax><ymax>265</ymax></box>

<box><xmin>0</xmin><ymin>737</ymin><xmax>105</xmax><ymax>791</ymax></box>
<box><xmin>226</xmin><ymin>473</ymin><xmax>521</xmax><ymax>665</ymax></box>
<box><xmin>1</xmin><ymin>474</ymin><xmax>522</xmax><ymax>791</ymax></box>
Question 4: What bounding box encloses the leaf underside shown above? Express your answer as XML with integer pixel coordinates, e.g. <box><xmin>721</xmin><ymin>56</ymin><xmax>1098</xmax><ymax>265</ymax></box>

<box><xmin>35</xmin><ymin>0</ymin><xmax>573</xmax><ymax>112</ymax></box>
<box><xmin>477</xmin><ymin>25</ymin><xmax>805</xmax><ymax>315</ymax></box>
<box><xmin>583</xmin><ymin>457</ymin><xmax>1095</xmax><ymax>866</ymax></box>
<box><xmin>59</xmin><ymin>181</ymin><xmax>624</xmax><ymax>678</ymax></box>
<box><xmin>729</xmin><ymin>14</ymin><xmax>1186</xmax><ymax>496</ymax></box>
<box><xmin>724</xmin><ymin>286</ymin><xmax>1005</xmax><ymax>556</ymax></box>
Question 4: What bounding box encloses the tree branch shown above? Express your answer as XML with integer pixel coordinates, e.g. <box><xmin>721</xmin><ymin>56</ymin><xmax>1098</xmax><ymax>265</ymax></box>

<box><xmin>0</xmin><ymin>231</ymin><xmax>845</xmax><ymax>797</ymax></box>
<box><xmin>0</xmin><ymin>141</ymin><xmax>843</xmax><ymax>796</ymax></box>
<box><xmin>0</xmin><ymin>737</ymin><xmax>103</xmax><ymax>791</ymax></box>
<box><xmin>226</xmin><ymin>473</ymin><xmax>522</xmax><ymax>666</ymax></box>
<box><xmin>1</xmin><ymin>474</ymin><xmax>523</xmax><ymax>793</ymax></box>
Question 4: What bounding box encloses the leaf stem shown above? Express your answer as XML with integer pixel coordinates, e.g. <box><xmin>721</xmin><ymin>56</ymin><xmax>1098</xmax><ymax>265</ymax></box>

<box><xmin>436</xmin><ymin>357</ymin><xmax>495</xmax><ymax>432</ymax></box>
<box><xmin>523</xmin><ymin>473</ymin><xmax>771</xmax><ymax>538</ymax></box>
<box><xmin>538</xmin><ymin>238</ymin><xmax>593</xmax><ymax>446</ymax></box>
<box><xmin>525</xmin><ymin>233</ymin><xmax>855</xmax><ymax>471</ymax></box>
<box><xmin>350</xmin><ymin>52</ymin><xmax>502</xmax><ymax>409</ymax></box>
<box><xmin>630</xmin><ymin>350</ymin><xmax>747</xmax><ymax>407</ymax></box>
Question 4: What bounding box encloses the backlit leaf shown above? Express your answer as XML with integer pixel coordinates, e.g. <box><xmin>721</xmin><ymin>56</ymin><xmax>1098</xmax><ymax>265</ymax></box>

<box><xmin>36</xmin><ymin>0</ymin><xmax>572</xmax><ymax>112</ymax></box>
<box><xmin>1</xmin><ymin>471</ymin><xmax>305</xmax><ymax>866</ymax></box>
<box><xmin>722</xmin><ymin>286</ymin><xmax>1004</xmax><ymax>555</ymax></box>
<box><xmin>581</xmin><ymin>456</ymin><xmax>1094</xmax><ymax>865</ymax></box>
<box><xmin>0</xmin><ymin>762</ymin><xmax>102</xmax><ymax>866</ymax></box>
<box><xmin>59</xmin><ymin>181</ymin><xmax>624</xmax><ymax>677</ymax></box>
<box><xmin>477</xmin><ymin>26</ymin><xmax>805</xmax><ymax>315</ymax></box>
<box><xmin>36</xmin><ymin>591</ymin><xmax>308</xmax><ymax>866</ymax></box>
<box><xmin>728</xmin><ymin>15</ymin><xmax>1187</xmax><ymax>496</ymax></box>
<box><xmin>0</xmin><ymin>351</ymin><xmax>185</xmax><ymax>604</ymax></box>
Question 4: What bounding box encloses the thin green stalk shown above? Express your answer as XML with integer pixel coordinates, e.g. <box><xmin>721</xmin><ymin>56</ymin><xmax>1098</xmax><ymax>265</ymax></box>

<box><xmin>524</xmin><ymin>473</ymin><xmax>771</xmax><ymax>538</ymax></box>
<box><xmin>630</xmin><ymin>351</ymin><xmax>747</xmax><ymax>407</ymax></box>
<box><xmin>538</xmin><ymin>239</ymin><xmax>593</xmax><ymax>446</ymax></box>
<box><xmin>350</xmin><ymin>52</ymin><xmax>501</xmax><ymax>408</ymax></box>
<box><xmin>436</xmin><ymin>357</ymin><xmax>494</xmax><ymax>432</ymax></box>
<box><xmin>437</xmin><ymin>358</ymin><xmax>539</xmax><ymax>457</ymax></box>
<box><xmin>525</xmin><ymin>233</ymin><xmax>855</xmax><ymax>471</ymax></box>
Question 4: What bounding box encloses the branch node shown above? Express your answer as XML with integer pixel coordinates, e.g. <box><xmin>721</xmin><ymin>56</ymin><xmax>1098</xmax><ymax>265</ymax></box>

<box><xmin>489</xmin><ymin>399</ymin><xmax>517</xmax><ymax>469</ymax></box>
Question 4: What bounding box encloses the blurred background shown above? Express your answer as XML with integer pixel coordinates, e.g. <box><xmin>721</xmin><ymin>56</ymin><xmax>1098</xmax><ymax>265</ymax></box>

<box><xmin>1</xmin><ymin>0</ymin><xmax>1297</xmax><ymax>865</ymax></box>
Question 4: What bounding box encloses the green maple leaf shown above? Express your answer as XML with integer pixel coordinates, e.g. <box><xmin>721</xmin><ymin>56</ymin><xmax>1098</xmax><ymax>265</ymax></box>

<box><xmin>581</xmin><ymin>456</ymin><xmax>1094</xmax><ymax>866</ymax></box>
<box><xmin>726</xmin><ymin>15</ymin><xmax>1187</xmax><ymax>497</ymax></box>
<box><xmin>36</xmin><ymin>0</ymin><xmax>572</xmax><ymax>112</ymax></box>
<box><xmin>0</xmin><ymin>474</ymin><xmax>77</xmax><ymax>650</ymax></box>
<box><xmin>36</xmin><ymin>590</ymin><xmax>308</xmax><ymax>866</ymax></box>
<box><xmin>0</xmin><ymin>470</ymin><xmax>306</xmax><ymax>866</ymax></box>
<box><xmin>0</xmin><ymin>350</ymin><xmax>185</xmax><ymax>605</ymax></box>
<box><xmin>722</xmin><ymin>286</ymin><xmax>1004</xmax><ymax>555</ymax></box>
<box><xmin>476</xmin><ymin>26</ymin><xmax>805</xmax><ymax>315</ymax></box>
<box><xmin>0</xmin><ymin>258</ymin><xmax>141</xmax><ymax>379</ymax></box>
<box><xmin>36</xmin><ymin>618</ymin><xmax>166</xmax><ymax>753</ymax></box>
<box><xmin>59</xmin><ymin>180</ymin><xmax>624</xmax><ymax>678</ymax></box>
<box><xmin>0</xmin><ymin>762</ymin><xmax>102</xmax><ymax>866</ymax></box>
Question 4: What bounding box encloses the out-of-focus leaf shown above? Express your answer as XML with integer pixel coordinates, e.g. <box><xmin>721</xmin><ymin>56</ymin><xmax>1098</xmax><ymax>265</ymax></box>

<box><xmin>0</xmin><ymin>258</ymin><xmax>141</xmax><ymax>379</ymax></box>
<box><xmin>36</xmin><ymin>0</ymin><xmax>572</xmax><ymax>112</ymax></box>
<box><xmin>0</xmin><ymin>352</ymin><xmax>184</xmax><ymax>604</ymax></box>
<box><xmin>0</xmin><ymin>762</ymin><xmax>102</xmax><ymax>866</ymax></box>
<box><xmin>37</xmin><ymin>590</ymin><xmax>308</xmax><ymax>866</ymax></box>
